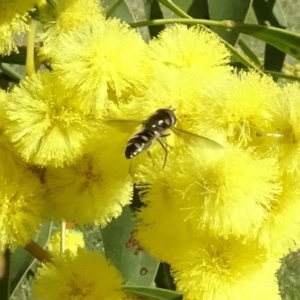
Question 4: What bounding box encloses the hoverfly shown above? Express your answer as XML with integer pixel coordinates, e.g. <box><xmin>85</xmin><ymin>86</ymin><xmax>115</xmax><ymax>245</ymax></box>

<box><xmin>123</xmin><ymin>108</ymin><xmax>222</xmax><ymax>167</ymax></box>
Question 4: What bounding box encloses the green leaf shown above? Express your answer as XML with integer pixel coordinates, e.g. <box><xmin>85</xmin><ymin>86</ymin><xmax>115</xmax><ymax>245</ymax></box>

<box><xmin>208</xmin><ymin>0</ymin><xmax>252</xmax><ymax>45</ymax></box>
<box><xmin>186</xmin><ymin>0</ymin><xmax>209</xmax><ymax>19</ymax></box>
<box><xmin>252</xmin><ymin>0</ymin><xmax>287</xmax><ymax>28</ymax></box>
<box><xmin>277</xmin><ymin>250</ymin><xmax>300</xmax><ymax>300</ymax></box>
<box><xmin>157</xmin><ymin>0</ymin><xmax>191</xmax><ymax>18</ymax></box>
<box><xmin>238</xmin><ymin>39</ymin><xmax>261</xmax><ymax>67</ymax></box>
<box><xmin>252</xmin><ymin>0</ymin><xmax>287</xmax><ymax>73</ymax></box>
<box><xmin>155</xmin><ymin>262</ymin><xmax>176</xmax><ymax>291</ymax></box>
<box><xmin>0</xmin><ymin>47</ymin><xmax>27</xmax><ymax>65</ymax></box>
<box><xmin>9</xmin><ymin>222</ymin><xmax>53</xmax><ymax>298</ymax></box>
<box><xmin>123</xmin><ymin>286</ymin><xmax>183</xmax><ymax>300</ymax></box>
<box><xmin>264</xmin><ymin>45</ymin><xmax>286</xmax><ymax>76</ymax></box>
<box><xmin>101</xmin><ymin>206</ymin><xmax>160</xmax><ymax>286</ymax></box>
<box><xmin>235</xmin><ymin>23</ymin><xmax>300</xmax><ymax>61</ymax></box>
<box><xmin>101</xmin><ymin>0</ymin><xmax>136</xmax><ymax>23</ymax></box>
<box><xmin>145</xmin><ymin>0</ymin><xmax>165</xmax><ymax>38</ymax></box>
<box><xmin>164</xmin><ymin>0</ymin><xmax>209</xmax><ymax>20</ymax></box>
<box><xmin>270</xmin><ymin>0</ymin><xmax>287</xmax><ymax>28</ymax></box>
<box><xmin>172</xmin><ymin>0</ymin><xmax>194</xmax><ymax>12</ymax></box>
<box><xmin>0</xmin><ymin>249</ymin><xmax>11</xmax><ymax>300</ymax></box>
<box><xmin>0</xmin><ymin>73</ymin><xmax>13</xmax><ymax>90</ymax></box>
<box><xmin>0</xmin><ymin>64</ymin><xmax>23</xmax><ymax>82</ymax></box>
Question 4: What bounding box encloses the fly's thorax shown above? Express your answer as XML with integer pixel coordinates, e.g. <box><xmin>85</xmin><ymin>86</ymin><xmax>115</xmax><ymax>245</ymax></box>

<box><xmin>144</xmin><ymin>108</ymin><xmax>177</xmax><ymax>132</ymax></box>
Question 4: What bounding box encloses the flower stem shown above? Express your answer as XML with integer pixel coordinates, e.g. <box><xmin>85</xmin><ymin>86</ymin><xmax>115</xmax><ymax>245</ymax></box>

<box><xmin>26</xmin><ymin>18</ymin><xmax>37</xmax><ymax>76</ymax></box>
<box><xmin>61</xmin><ymin>220</ymin><xmax>66</xmax><ymax>253</ymax></box>
<box><xmin>157</xmin><ymin>0</ymin><xmax>192</xmax><ymax>19</ymax></box>
<box><xmin>24</xmin><ymin>241</ymin><xmax>52</xmax><ymax>263</ymax></box>
<box><xmin>265</xmin><ymin>70</ymin><xmax>300</xmax><ymax>81</ymax></box>
<box><xmin>129</xmin><ymin>18</ymin><xmax>233</xmax><ymax>29</ymax></box>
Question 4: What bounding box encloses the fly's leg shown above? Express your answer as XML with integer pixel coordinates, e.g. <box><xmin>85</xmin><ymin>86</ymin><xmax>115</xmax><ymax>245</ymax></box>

<box><xmin>158</xmin><ymin>133</ymin><xmax>173</xmax><ymax>168</ymax></box>
<box><xmin>128</xmin><ymin>161</ymin><xmax>135</xmax><ymax>176</ymax></box>
<box><xmin>147</xmin><ymin>151</ymin><xmax>155</xmax><ymax>167</ymax></box>
<box><xmin>157</xmin><ymin>138</ymin><xmax>169</xmax><ymax>168</ymax></box>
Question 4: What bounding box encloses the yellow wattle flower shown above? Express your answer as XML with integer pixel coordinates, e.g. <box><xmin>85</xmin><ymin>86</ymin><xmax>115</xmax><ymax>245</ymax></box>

<box><xmin>38</xmin><ymin>0</ymin><xmax>104</xmax><ymax>61</ymax></box>
<box><xmin>149</xmin><ymin>24</ymin><xmax>231</xmax><ymax>79</ymax></box>
<box><xmin>0</xmin><ymin>89</ymin><xmax>45</xmax><ymax>250</ymax></box>
<box><xmin>181</xmin><ymin>147</ymin><xmax>281</xmax><ymax>236</ymax></box>
<box><xmin>136</xmin><ymin>145</ymin><xmax>281</xmax><ymax>238</ymax></box>
<box><xmin>33</xmin><ymin>249</ymin><xmax>128</xmax><ymax>300</ymax></box>
<box><xmin>136</xmin><ymin>183</ymin><xmax>191</xmax><ymax>263</ymax></box>
<box><xmin>172</xmin><ymin>232</ymin><xmax>280</xmax><ymax>300</ymax></box>
<box><xmin>266</xmin><ymin>83</ymin><xmax>300</xmax><ymax>175</ymax></box>
<box><xmin>0</xmin><ymin>90</ymin><xmax>7</xmax><ymax>128</ymax></box>
<box><xmin>250</xmin><ymin>174</ymin><xmax>300</xmax><ymax>258</ymax></box>
<box><xmin>48</xmin><ymin>229</ymin><xmax>84</xmax><ymax>255</ymax></box>
<box><xmin>0</xmin><ymin>158</ymin><xmax>45</xmax><ymax>250</ymax></box>
<box><xmin>205</xmin><ymin>70</ymin><xmax>280</xmax><ymax>145</ymax></box>
<box><xmin>0</xmin><ymin>89</ymin><xmax>27</xmax><ymax>166</ymax></box>
<box><xmin>45</xmin><ymin>153</ymin><xmax>133</xmax><ymax>225</ymax></box>
<box><xmin>51</xmin><ymin>18</ymin><xmax>148</xmax><ymax>115</ymax></box>
<box><xmin>0</xmin><ymin>0</ymin><xmax>37</xmax><ymax>55</ymax></box>
<box><xmin>5</xmin><ymin>71</ymin><xmax>98</xmax><ymax>167</ymax></box>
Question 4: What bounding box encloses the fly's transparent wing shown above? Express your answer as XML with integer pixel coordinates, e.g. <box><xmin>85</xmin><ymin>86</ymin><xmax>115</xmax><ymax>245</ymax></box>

<box><xmin>105</xmin><ymin>119</ymin><xmax>141</xmax><ymax>126</ymax></box>
<box><xmin>104</xmin><ymin>119</ymin><xmax>143</xmax><ymax>135</ymax></box>
<box><xmin>100</xmin><ymin>118</ymin><xmax>145</xmax><ymax>156</ymax></box>
<box><xmin>105</xmin><ymin>119</ymin><xmax>141</xmax><ymax>124</ymax></box>
<box><xmin>171</xmin><ymin>127</ymin><xmax>223</xmax><ymax>150</ymax></box>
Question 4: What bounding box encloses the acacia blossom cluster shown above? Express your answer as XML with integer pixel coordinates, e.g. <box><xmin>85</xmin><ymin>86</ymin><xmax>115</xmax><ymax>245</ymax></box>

<box><xmin>1</xmin><ymin>0</ymin><xmax>300</xmax><ymax>299</ymax></box>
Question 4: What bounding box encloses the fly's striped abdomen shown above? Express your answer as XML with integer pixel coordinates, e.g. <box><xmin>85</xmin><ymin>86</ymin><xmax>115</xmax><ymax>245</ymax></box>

<box><xmin>125</xmin><ymin>108</ymin><xmax>176</xmax><ymax>160</ymax></box>
<box><xmin>125</xmin><ymin>129</ymin><xmax>159</xmax><ymax>159</ymax></box>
